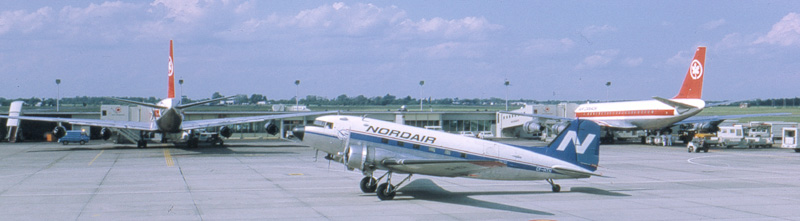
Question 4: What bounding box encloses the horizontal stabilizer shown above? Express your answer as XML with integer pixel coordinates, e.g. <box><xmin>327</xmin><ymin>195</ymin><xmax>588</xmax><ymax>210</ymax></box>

<box><xmin>552</xmin><ymin>165</ymin><xmax>603</xmax><ymax>177</ymax></box>
<box><xmin>177</xmin><ymin>95</ymin><xmax>236</xmax><ymax>109</ymax></box>
<box><xmin>110</xmin><ymin>98</ymin><xmax>167</xmax><ymax>109</ymax></box>
<box><xmin>652</xmin><ymin>97</ymin><xmax>699</xmax><ymax>110</ymax></box>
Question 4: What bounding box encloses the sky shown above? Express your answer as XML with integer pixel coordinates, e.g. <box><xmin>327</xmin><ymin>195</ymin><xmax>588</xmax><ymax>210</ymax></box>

<box><xmin>1</xmin><ymin>1</ymin><xmax>799</xmax><ymax>102</ymax></box>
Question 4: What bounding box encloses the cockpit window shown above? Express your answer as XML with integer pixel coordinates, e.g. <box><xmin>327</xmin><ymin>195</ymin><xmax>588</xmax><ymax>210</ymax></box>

<box><xmin>313</xmin><ymin>120</ymin><xmax>334</xmax><ymax>129</ymax></box>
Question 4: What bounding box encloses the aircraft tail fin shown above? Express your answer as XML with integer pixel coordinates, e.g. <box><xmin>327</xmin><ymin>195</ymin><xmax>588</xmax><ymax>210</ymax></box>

<box><xmin>544</xmin><ymin>120</ymin><xmax>601</xmax><ymax>171</ymax></box>
<box><xmin>673</xmin><ymin>46</ymin><xmax>706</xmax><ymax>99</ymax></box>
<box><xmin>168</xmin><ymin>40</ymin><xmax>175</xmax><ymax>99</ymax></box>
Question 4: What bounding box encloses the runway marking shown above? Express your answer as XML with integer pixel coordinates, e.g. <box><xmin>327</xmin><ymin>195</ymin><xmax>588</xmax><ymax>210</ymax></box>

<box><xmin>88</xmin><ymin>150</ymin><xmax>104</xmax><ymax>166</ymax></box>
<box><xmin>164</xmin><ymin>149</ymin><xmax>174</xmax><ymax>167</ymax></box>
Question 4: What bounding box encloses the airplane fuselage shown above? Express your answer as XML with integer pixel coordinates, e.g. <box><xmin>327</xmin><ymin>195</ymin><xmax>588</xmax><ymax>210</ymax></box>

<box><xmin>302</xmin><ymin>116</ymin><xmax>593</xmax><ymax>181</ymax></box>
<box><xmin>154</xmin><ymin>98</ymin><xmax>184</xmax><ymax>133</ymax></box>
<box><xmin>575</xmin><ymin>98</ymin><xmax>705</xmax><ymax>130</ymax></box>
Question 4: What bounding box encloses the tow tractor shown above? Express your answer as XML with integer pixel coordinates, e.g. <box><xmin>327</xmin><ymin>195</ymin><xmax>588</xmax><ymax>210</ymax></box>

<box><xmin>686</xmin><ymin>133</ymin><xmax>716</xmax><ymax>153</ymax></box>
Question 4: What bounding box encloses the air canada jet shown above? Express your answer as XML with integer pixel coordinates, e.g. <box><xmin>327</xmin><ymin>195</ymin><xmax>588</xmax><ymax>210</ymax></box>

<box><xmin>1</xmin><ymin>40</ymin><xmax>333</xmax><ymax>148</ymax></box>
<box><xmin>507</xmin><ymin>47</ymin><xmax>788</xmax><ymax>142</ymax></box>
<box><xmin>293</xmin><ymin>115</ymin><xmax>603</xmax><ymax>200</ymax></box>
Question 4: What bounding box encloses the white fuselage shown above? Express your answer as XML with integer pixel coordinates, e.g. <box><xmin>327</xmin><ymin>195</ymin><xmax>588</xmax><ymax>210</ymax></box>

<box><xmin>575</xmin><ymin>98</ymin><xmax>705</xmax><ymax>130</ymax></box>
<box><xmin>302</xmin><ymin>115</ymin><xmax>591</xmax><ymax>181</ymax></box>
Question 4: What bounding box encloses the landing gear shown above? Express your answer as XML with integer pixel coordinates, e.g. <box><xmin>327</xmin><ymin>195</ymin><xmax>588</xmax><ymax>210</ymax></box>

<box><xmin>360</xmin><ymin>177</ymin><xmax>378</xmax><ymax>193</ymax></box>
<box><xmin>546</xmin><ymin>179</ymin><xmax>561</xmax><ymax>192</ymax></box>
<box><xmin>376</xmin><ymin>183</ymin><xmax>396</xmax><ymax>200</ymax></box>
<box><xmin>373</xmin><ymin>171</ymin><xmax>412</xmax><ymax>200</ymax></box>
<box><xmin>137</xmin><ymin>131</ymin><xmax>148</xmax><ymax>148</ymax></box>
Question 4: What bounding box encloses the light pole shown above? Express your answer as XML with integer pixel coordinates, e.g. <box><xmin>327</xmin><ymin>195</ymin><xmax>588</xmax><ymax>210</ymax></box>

<box><xmin>605</xmin><ymin>81</ymin><xmax>612</xmax><ymax>101</ymax></box>
<box><xmin>55</xmin><ymin>79</ymin><xmax>61</xmax><ymax>112</ymax></box>
<box><xmin>419</xmin><ymin>80</ymin><xmax>425</xmax><ymax>111</ymax></box>
<box><xmin>504</xmin><ymin>79</ymin><xmax>510</xmax><ymax>111</ymax></box>
<box><xmin>294</xmin><ymin>80</ymin><xmax>300</xmax><ymax>107</ymax></box>
<box><xmin>179</xmin><ymin>78</ymin><xmax>184</xmax><ymax>102</ymax></box>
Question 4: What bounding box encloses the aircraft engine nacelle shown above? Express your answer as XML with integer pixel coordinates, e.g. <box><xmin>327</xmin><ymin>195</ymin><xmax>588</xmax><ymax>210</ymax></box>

<box><xmin>695</xmin><ymin>122</ymin><xmax>720</xmax><ymax>133</ymax></box>
<box><xmin>345</xmin><ymin>143</ymin><xmax>374</xmax><ymax>171</ymax></box>
<box><xmin>552</xmin><ymin>122</ymin><xmax>569</xmax><ymax>135</ymax></box>
<box><xmin>52</xmin><ymin>126</ymin><xmax>67</xmax><ymax>139</ymax></box>
<box><xmin>523</xmin><ymin>120</ymin><xmax>543</xmax><ymax>134</ymax></box>
<box><xmin>100</xmin><ymin>128</ymin><xmax>112</xmax><ymax>140</ymax></box>
<box><xmin>264</xmin><ymin>121</ymin><xmax>279</xmax><ymax>135</ymax></box>
<box><xmin>219</xmin><ymin>126</ymin><xmax>233</xmax><ymax>138</ymax></box>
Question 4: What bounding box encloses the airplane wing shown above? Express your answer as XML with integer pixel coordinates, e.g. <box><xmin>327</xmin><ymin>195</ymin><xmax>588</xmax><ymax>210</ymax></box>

<box><xmin>497</xmin><ymin>111</ymin><xmax>573</xmax><ymax>121</ymax></box>
<box><xmin>180</xmin><ymin>111</ymin><xmax>338</xmax><ymax>130</ymax></box>
<box><xmin>0</xmin><ymin>115</ymin><xmax>155</xmax><ymax>131</ymax></box>
<box><xmin>676</xmin><ymin>113</ymin><xmax>792</xmax><ymax>125</ymax></box>
<box><xmin>380</xmin><ymin>158</ymin><xmax>506</xmax><ymax>177</ymax></box>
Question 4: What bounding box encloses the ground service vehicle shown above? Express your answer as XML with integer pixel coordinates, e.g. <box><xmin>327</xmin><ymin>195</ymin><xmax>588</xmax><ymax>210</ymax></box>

<box><xmin>58</xmin><ymin>130</ymin><xmax>90</xmax><ymax>145</ymax></box>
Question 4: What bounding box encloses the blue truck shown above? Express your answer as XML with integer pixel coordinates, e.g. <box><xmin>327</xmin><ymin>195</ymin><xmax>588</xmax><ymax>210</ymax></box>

<box><xmin>58</xmin><ymin>130</ymin><xmax>90</xmax><ymax>145</ymax></box>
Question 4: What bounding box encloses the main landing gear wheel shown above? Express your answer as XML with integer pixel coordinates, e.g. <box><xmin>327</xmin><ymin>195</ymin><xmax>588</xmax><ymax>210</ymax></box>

<box><xmin>376</xmin><ymin>183</ymin><xmax>396</xmax><ymax>200</ymax></box>
<box><xmin>360</xmin><ymin>177</ymin><xmax>377</xmax><ymax>193</ymax></box>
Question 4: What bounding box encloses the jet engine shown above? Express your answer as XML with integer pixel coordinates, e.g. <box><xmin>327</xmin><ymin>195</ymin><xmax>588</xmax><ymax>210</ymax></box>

<box><xmin>100</xmin><ymin>128</ymin><xmax>112</xmax><ymax>140</ymax></box>
<box><xmin>695</xmin><ymin>122</ymin><xmax>720</xmax><ymax>133</ymax></box>
<box><xmin>345</xmin><ymin>143</ymin><xmax>374</xmax><ymax>171</ymax></box>
<box><xmin>52</xmin><ymin>126</ymin><xmax>67</xmax><ymax>139</ymax></box>
<box><xmin>523</xmin><ymin>120</ymin><xmax>544</xmax><ymax>134</ymax></box>
<box><xmin>265</xmin><ymin>121</ymin><xmax>279</xmax><ymax>135</ymax></box>
<box><xmin>218</xmin><ymin>126</ymin><xmax>233</xmax><ymax>138</ymax></box>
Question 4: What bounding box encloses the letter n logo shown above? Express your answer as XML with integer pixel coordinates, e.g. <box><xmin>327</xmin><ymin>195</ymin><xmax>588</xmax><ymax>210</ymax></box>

<box><xmin>556</xmin><ymin>131</ymin><xmax>596</xmax><ymax>154</ymax></box>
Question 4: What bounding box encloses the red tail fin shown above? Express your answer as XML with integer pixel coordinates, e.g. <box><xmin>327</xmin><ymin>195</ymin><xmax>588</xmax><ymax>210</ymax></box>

<box><xmin>168</xmin><ymin>40</ymin><xmax>175</xmax><ymax>98</ymax></box>
<box><xmin>673</xmin><ymin>46</ymin><xmax>706</xmax><ymax>99</ymax></box>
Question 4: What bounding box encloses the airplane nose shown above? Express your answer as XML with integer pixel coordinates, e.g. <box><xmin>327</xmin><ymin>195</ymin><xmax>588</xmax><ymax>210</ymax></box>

<box><xmin>292</xmin><ymin>125</ymin><xmax>305</xmax><ymax>141</ymax></box>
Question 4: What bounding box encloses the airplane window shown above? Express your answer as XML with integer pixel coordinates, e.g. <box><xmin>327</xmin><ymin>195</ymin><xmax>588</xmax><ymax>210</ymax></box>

<box><xmin>397</xmin><ymin>141</ymin><xmax>405</xmax><ymax>147</ymax></box>
<box><xmin>313</xmin><ymin>120</ymin><xmax>326</xmax><ymax>126</ymax></box>
<box><xmin>428</xmin><ymin>147</ymin><xmax>436</xmax><ymax>152</ymax></box>
<box><xmin>444</xmin><ymin>150</ymin><xmax>451</xmax><ymax>155</ymax></box>
<box><xmin>460</xmin><ymin>153</ymin><xmax>467</xmax><ymax>158</ymax></box>
<box><xmin>381</xmin><ymin>138</ymin><xmax>389</xmax><ymax>144</ymax></box>
<box><xmin>326</xmin><ymin>123</ymin><xmax>333</xmax><ymax>129</ymax></box>
<box><xmin>413</xmin><ymin>144</ymin><xmax>420</xmax><ymax>150</ymax></box>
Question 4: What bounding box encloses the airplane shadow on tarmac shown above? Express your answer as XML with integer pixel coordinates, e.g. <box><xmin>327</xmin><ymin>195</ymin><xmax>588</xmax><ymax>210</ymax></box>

<box><xmin>390</xmin><ymin>179</ymin><xmax>629</xmax><ymax>215</ymax></box>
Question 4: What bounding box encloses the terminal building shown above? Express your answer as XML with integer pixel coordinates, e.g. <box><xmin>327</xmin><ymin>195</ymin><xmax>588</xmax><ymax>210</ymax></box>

<box><xmin>3</xmin><ymin>104</ymin><xmax>577</xmax><ymax>142</ymax></box>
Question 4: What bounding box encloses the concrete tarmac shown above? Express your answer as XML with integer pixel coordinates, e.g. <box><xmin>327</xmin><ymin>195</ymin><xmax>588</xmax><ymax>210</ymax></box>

<box><xmin>1</xmin><ymin>140</ymin><xmax>799</xmax><ymax>220</ymax></box>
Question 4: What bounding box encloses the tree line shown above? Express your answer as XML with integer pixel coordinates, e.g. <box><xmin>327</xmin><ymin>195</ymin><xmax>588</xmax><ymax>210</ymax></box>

<box><xmin>1</xmin><ymin>95</ymin><xmax>798</xmax><ymax>107</ymax></box>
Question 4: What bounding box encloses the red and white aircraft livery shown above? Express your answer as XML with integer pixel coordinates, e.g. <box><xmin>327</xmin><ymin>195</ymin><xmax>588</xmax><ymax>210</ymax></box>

<box><xmin>574</xmin><ymin>47</ymin><xmax>707</xmax><ymax>130</ymax></box>
<box><xmin>1</xmin><ymin>40</ymin><xmax>334</xmax><ymax>148</ymax></box>
<box><xmin>505</xmin><ymin>46</ymin><xmax>788</xmax><ymax>141</ymax></box>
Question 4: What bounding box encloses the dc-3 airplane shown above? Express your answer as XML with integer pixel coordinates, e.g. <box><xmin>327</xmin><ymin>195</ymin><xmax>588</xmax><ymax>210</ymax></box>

<box><xmin>506</xmin><ymin>46</ymin><xmax>789</xmax><ymax>143</ymax></box>
<box><xmin>1</xmin><ymin>40</ymin><xmax>333</xmax><ymax>148</ymax></box>
<box><xmin>293</xmin><ymin>115</ymin><xmax>602</xmax><ymax>200</ymax></box>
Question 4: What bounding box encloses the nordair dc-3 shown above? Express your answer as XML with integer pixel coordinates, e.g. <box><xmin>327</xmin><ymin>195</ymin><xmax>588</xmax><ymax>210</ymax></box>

<box><xmin>293</xmin><ymin>115</ymin><xmax>602</xmax><ymax>200</ymax></box>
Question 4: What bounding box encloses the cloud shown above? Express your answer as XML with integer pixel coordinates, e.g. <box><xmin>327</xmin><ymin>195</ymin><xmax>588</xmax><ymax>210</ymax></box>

<box><xmin>754</xmin><ymin>12</ymin><xmax>800</xmax><ymax>46</ymax></box>
<box><xmin>404</xmin><ymin>42</ymin><xmax>484</xmax><ymax>60</ymax></box>
<box><xmin>701</xmin><ymin>19</ymin><xmax>726</xmax><ymax>30</ymax></box>
<box><xmin>576</xmin><ymin>49</ymin><xmax>619</xmax><ymax>69</ymax></box>
<box><xmin>581</xmin><ymin>24</ymin><xmax>617</xmax><ymax>38</ymax></box>
<box><xmin>396</xmin><ymin>16</ymin><xmax>501</xmax><ymax>40</ymax></box>
<box><xmin>620</xmin><ymin>57</ymin><xmax>643</xmax><ymax>67</ymax></box>
<box><xmin>0</xmin><ymin>7</ymin><xmax>52</xmax><ymax>34</ymax></box>
<box><xmin>150</xmin><ymin>0</ymin><xmax>208</xmax><ymax>23</ymax></box>
<box><xmin>521</xmin><ymin>38</ymin><xmax>575</xmax><ymax>55</ymax></box>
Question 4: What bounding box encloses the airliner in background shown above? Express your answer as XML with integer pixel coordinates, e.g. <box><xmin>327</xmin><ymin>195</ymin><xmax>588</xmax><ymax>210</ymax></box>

<box><xmin>505</xmin><ymin>47</ymin><xmax>789</xmax><ymax>142</ymax></box>
<box><xmin>1</xmin><ymin>40</ymin><xmax>333</xmax><ymax>148</ymax></box>
<box><xmin>293</xmin><ymin>115</ymin><xmax>603</xmax><ymax>200</ymax></box>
